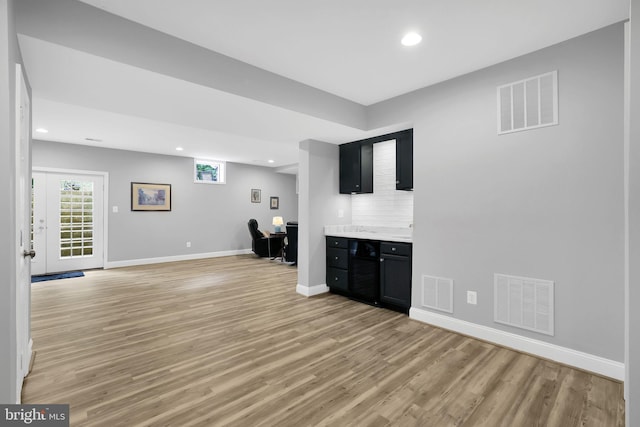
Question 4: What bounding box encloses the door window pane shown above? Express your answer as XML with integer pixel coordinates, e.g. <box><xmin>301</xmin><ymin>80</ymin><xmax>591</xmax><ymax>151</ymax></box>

<box><xmin>59</xmin><ymin>180</ymin><xmax>94</xmax><ymax>259</ymax></box>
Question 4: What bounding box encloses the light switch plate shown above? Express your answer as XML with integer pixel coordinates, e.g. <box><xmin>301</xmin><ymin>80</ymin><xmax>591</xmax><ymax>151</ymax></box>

<box><xmin>467</xmin><ymin>291</ymin><xmax>477</xmax><ymax>305</ymax></box>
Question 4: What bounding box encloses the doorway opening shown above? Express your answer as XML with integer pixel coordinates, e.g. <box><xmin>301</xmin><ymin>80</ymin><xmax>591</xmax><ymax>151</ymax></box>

<box><xmin>31</xmin><ymin>170</ymin><xmax>107</xmax><ymax>275</ymax></box>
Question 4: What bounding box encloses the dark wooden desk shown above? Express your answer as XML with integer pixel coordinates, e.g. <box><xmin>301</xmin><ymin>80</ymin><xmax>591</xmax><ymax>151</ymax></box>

<box><xmin>268</xmin><ymin>232</ymin><xmax>287</xmax><ymax>260</ymax></box>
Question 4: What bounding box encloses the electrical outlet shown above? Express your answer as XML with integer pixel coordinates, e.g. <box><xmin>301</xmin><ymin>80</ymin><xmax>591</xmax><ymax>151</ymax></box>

<box><xmin>467</xmin><ymin>291</ymin><xmax>477</xmax><ymax>305</ymax></box>
<box><xmin>186</xmin><ymin>241</ymin><xmax>191</xmax><ymax>248</ymax></box>
<box><xmin>112</xmin><ymin>206</ymin><xmax>118</xmax><ymax>213</ymax></box>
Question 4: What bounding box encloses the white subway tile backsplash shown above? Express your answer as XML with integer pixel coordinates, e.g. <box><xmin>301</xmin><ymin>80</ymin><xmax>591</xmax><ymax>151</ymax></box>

<box><xmin>352</xmin><ymin>140</ymin><xmax>414</xmax><ymax>227</ymax></box>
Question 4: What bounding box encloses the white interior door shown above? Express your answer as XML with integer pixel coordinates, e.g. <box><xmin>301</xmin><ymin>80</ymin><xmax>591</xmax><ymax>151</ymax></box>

<box><xmin>15</xmin><ymin>64</ymin><xmax>32</xmax><ymax>398</ymax></box>
<box><xmin>32</xmin><ymin>172</ymin><xmax>104</xmax><ymax>274</ymax></box>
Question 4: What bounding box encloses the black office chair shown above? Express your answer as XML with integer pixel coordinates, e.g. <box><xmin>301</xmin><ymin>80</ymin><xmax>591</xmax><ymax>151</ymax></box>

<box><xmin>248</xmin><ymin>219</ymin><xmax>283</xmax><ymax>258</ymax></box>
<box><xmin>283</xmin><ymin>221</ymin><xmax>298</xmax><ymax>265</ymax></box>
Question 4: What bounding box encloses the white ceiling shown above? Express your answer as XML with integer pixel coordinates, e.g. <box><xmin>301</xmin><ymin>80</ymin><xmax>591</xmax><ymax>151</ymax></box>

<box><xmin>17</xmin><ymin>0</ymin><xmax>629</xmax><ymax>170</ymax></box>
<box><xmin>19</xmin><ymin>35</ymin><xmax>392</xmax><ymax>167</ymax></box>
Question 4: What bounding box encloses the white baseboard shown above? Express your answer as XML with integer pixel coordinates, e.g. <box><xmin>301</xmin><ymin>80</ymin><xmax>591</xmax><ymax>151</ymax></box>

<box><xmin>105</xmin><ymin>249</ymin><xmax>253</xmax><ymax>269</ymax></box>
<box><xmin>409</xmin><ymin>307</ymin><xmax>624</xmax><ymax>381</ymax></box>
<box><xmin>296</xmin><ymin>283</ymin><xmax>330</xmax><ymax>297</ymax></box>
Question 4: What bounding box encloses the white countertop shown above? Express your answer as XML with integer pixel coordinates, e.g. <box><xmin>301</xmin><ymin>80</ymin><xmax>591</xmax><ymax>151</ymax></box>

<box><xmin>324</xmin><ymin>225</ymin><xmax>412</xmax><ymax>243</ymax></box>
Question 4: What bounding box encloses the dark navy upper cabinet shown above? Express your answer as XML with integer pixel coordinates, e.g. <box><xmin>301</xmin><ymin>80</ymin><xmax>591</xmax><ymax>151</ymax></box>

<box><xmin>395</xmin><ymin>130</ymin><xmax>413</xmax><ymax>191</ymax></box>
<box><xmin>339</xmin><ymin>129</ymin><xmax>413</xmax><ymax>194</ymax></box>
<box><xmin>339</xmin><ymin>142</ymin><xmax>373</xmax><ymax>194</ymax></box>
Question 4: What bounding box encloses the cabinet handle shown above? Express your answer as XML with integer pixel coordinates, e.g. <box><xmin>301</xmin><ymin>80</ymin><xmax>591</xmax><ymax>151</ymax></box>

<box><xmin>380</xmin><ymin>258</ymin><xmax>384</xmax><ymax>262</ymax></box>
<box><xmin>392</xmin><ymin>247</ymin><xmax>396</xmax><ymax>251</ymax></box>
<box><xmin>334</xmin><ymin>277</ymin><xmax>339</xmax><ymax>281</ymax></box>
<box><xmin>335</xmin><ymin>256</ymin><xmax>339</xmax><ymax>260</ymax></box>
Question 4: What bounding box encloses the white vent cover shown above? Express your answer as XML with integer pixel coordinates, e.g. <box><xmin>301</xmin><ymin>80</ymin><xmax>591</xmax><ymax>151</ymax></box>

<box><xmin>421</xmin><ymin>275</ymin><xmax>453</xmax><ymax>313</ymax></box>
<box><xmin>498</xmin><ymin>70</ymin><xmax>558</xmax><ymax>134</ymax></box>
<box><xmin>494</xmin><ymin>273</ymin><xmax>554</xmax><ymax>336</ymax></box>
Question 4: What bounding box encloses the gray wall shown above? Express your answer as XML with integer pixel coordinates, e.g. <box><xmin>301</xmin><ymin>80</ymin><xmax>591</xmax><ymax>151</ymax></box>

<box><xmin>32</xmin><ymin>140</ymin><xmax>298</xmax><ymax>263</ymax></box>
<box><xmin>0</xmin><ymin>0</ymin><xmax>19</xmax><ymax>403</ymax></box>
<box><xmin>298</xmin><ymin>140</ymin><xmax>351</xmax><ymax>292</ymax></box>
<box><xmin>369</xmin><ymin>24</ymin><xmax>625</xmax><ymax>361</ymax></box>
<box><xmin>627</xmin><ymin>0</ymin><xmax>639</xmax><ymax>423</ymax></box>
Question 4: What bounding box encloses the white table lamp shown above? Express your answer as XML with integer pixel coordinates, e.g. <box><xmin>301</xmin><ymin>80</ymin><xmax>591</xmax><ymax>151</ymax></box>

<box><xmin>273</xmin><ymin>216</ymin><xmax>284</xmax><ymax>233</ymax></box>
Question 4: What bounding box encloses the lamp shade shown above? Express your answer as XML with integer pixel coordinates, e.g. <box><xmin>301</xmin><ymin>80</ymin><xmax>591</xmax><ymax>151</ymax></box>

<box><xmin>273</xmin><ymin>216</ymin><xmax>284</xmax><ymax>233</ymax></box>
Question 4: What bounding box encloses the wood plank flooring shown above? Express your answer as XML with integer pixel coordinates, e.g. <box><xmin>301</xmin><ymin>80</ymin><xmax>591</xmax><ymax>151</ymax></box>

<box><xmin>22</xmin><ymin>255</ymin><xmax>625</xmax><ymax>426</ymax></box>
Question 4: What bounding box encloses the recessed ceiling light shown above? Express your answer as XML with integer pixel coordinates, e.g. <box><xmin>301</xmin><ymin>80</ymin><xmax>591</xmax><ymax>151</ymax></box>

<box><xmin>401</xmin><ymin>32</ymin><xmax>422</xmax><ymax>47</ymax></box>
<box><xmin>175</xmin><ymin>147</ymin><xmax>184</xmax><ymax>151</ymax></box>
<box><xmin>35</xmin><ymin>128</ymin><xmax>48</xmax><ymax>134</ymax></box>
<box><xmin>268</xmin><ymin>159</ymin><xmax>275</xmax><ymax>164</ymax></box>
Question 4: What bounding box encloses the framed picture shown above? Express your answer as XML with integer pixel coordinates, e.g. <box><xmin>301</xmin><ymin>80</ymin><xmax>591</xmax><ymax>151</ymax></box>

<box><xmin>270</xmin><ymin>196</ymin><xmax>279</xmax><ymax>210</ymax></box>
<box><xmin>194</xmin><ymin>158</ymin><xmax>226</xmax><ymax>184</ymax></box>
<box><xmin>251</xmin><ymin>189</ymin><xmax>261</xmax><ymax>203</ymax></box>
<box><xmin>131</xmin><ymin>182</ymin><xmax>172</xmax><ymax>211</ymax></box>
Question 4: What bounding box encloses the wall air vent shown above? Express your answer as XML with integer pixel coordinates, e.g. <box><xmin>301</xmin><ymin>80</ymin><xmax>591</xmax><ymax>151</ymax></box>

<box><xmin>421</xmin><ymin>275</ymin><xmax>453</xmax><ymax>314</ymax></box>
<box><xmin>494</xmin><ymin>273</ymin><xmax>554</xmax><ymax>336</ymax></box>
<box><xmin>498</xmin><ymin>70</ymin><xmax>558</xmax><ymax>135</ymax></box>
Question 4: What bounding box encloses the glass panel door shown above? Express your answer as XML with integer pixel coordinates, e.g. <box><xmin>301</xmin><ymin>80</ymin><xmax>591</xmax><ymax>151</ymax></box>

<box><xmin>32</xmin><ymin>172</ymin><xmax>104</xmax><ymax>274</ymax></box>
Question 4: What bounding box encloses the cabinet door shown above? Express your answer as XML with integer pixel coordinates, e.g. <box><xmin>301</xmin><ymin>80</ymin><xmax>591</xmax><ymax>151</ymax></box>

<box><xmin>380</xmin><ymin>254</ymin><xmax>411</xmax><ymax>309</ymax></box>
<box><xmin>339</xmin><ymin>143</ymin><xmax>373</xmax><ymax>194</ymax></box>
<box><xmin>359</xmin><ymin>143</ymin><xmax>373</xmax><ymax>193</ymax></box>
<box><xmin>339</xmin><ymin>143</ymin><xmax>360</xmax><ymax>194</ymax></box>
<box><xmin>396</xmin><ymin>131</ymin><xmax>413</xmax><ymax>191</ymax></box>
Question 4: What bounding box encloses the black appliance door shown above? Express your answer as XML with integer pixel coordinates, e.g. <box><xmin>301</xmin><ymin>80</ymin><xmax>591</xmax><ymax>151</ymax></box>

<box><xmin>348</xmin><ymin>240</ymin><xmax>380</xmax><ymax>304</ymax></box>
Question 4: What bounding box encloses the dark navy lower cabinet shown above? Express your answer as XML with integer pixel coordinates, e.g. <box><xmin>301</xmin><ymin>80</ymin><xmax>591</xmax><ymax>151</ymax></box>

<box><xmin>326</xmin><ymin>237</ymin><xmax>412</xmax><ymax>315</ymax></box>
<box><xmin>380</xmin><ymin>242</ymin><xmax>412</xmax><ymax>313</ymax></box>
<box><xmin>326</xmin><ymin>237</ymin><xmax>349</xmax><ymax>294</ymax></box>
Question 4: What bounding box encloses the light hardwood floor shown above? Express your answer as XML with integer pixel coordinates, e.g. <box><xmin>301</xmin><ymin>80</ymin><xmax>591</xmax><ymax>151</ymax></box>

<box><xmin>23</xmin><ymin>255</ymin><xmax>624</xmax><ymax>426</ymax></box>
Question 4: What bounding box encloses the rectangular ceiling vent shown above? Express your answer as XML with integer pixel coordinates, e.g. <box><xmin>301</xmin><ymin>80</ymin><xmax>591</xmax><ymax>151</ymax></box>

<box><xmin>494</xmin><ymin>273</ymin><xmax>554</xmax><ymax>336</ymax></box>
<box><xmin>497</xmin><ymin>70</ymin><xmax>558</xmax><ymax>135</ymax></box>
<box><xmin>421</xmin><ymin>275</ymin><xmax>453</xmax><ymax>314</ymax></box>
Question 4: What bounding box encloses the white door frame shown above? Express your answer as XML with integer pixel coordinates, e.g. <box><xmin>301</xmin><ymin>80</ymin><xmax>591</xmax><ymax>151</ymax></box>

<box><xmin>30</xmin><ymin>171</ymin><xmax>46</xmax><ymax>276</ymax></box>
<box><xmin>32</xmin><ymin>167</ymin><xmax>109</xmax><ymax>271</ymax></box>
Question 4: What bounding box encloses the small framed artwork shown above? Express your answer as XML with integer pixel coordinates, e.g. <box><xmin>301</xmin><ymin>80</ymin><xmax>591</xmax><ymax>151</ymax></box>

<box><xmin>131</xmin><ymin>182</ymin><xmax>172</xmax><ymax>211</ymax></box>
<box><xmin>251</xmin><ymin>189</ymin><xmax>261</xmax><ymax>203</ymax></box>
<box><xmin>194</xmin><ymin>158</ymin><xmax>226</xmax><ymax>184</ymax></box>
<box><xmin>270</xmin><ymin>196</ymin><xmax>279</xmax><ymax>210</ymax></box>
